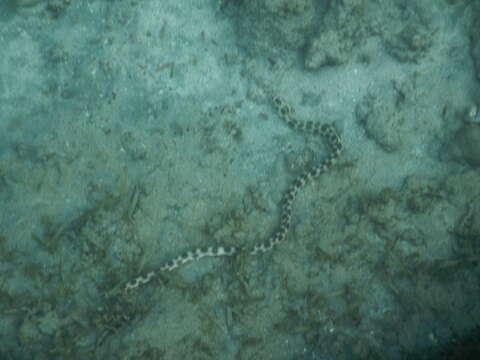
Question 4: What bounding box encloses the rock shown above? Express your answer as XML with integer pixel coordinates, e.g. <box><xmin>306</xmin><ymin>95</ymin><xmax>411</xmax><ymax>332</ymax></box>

<box><xmin>471</xmin><ymin>12</ymin><xmax>480</xmax><ymax>80</ymax></box>
<box><xmin>385</xmin><ymin>23</ymin><xmax>434</xmax><ymax>63</ymax></box>
<box><xmin>18</xmin><ymin>316</ymin><xmax>43</xmax><ymax>345</ymax></box>
<box><xmin>451</xmin><ymin>123</ymin><xmax>480</xmax><ymax>167</ymax></box>
<box><xmin>234</xmin><ymin>0</ymin><xmax>316</xmax><ymax>59</ymax></box>
<box><xmin>14</xmin><ymin>0</ymin><xmax>44</xmax><ymax>7</ymax></box>
<box><xmin>356</xmin><ymin>93</ymin><xmax>404</xmax><ymax>153</ymax></box>
<box><xmin>304</xmin><ymin>30</ymin><xmax>347</xmax><ymax>70</ymax></box>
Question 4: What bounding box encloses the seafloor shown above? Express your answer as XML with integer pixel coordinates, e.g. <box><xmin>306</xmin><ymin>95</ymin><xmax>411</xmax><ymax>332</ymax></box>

<box><xmin>0</xmin><ymin>0</ymin><xmax>480</xmax><ymax>359</ymax></box>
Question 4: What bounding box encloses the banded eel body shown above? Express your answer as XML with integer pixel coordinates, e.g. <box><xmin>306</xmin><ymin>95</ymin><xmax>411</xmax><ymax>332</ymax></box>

<box><xmin>123</xmin><ymin>95</ymin><xmax>343</xmax><ymax>293</ymax></box>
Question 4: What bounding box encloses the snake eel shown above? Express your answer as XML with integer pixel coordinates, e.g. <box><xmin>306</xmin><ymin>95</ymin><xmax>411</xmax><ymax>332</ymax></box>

<box><xmin>123</xmin><ymin>95</ymin><xmax>343</xmax><ymax>293</ymax></box>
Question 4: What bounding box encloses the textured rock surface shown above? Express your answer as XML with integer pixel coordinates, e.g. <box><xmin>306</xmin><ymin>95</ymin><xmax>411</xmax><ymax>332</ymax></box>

<box><xmin>356</xmin><ymin>92</ymin><xmax>405</xmax><ymax>153</ymax></box>
<box><xmin>450</xmin><ymin>123</ymin><xmax>480</xmax><ymax>167</ymax></box>
<box><xmin>233</xmin><ymin>0</ymin><xmax>317</xmax><ymax>59</ymax></box>
<box><xmin>471</xmin><ymin>6</ymin><xmax>480</xmax><ymax>80</ymax></box>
